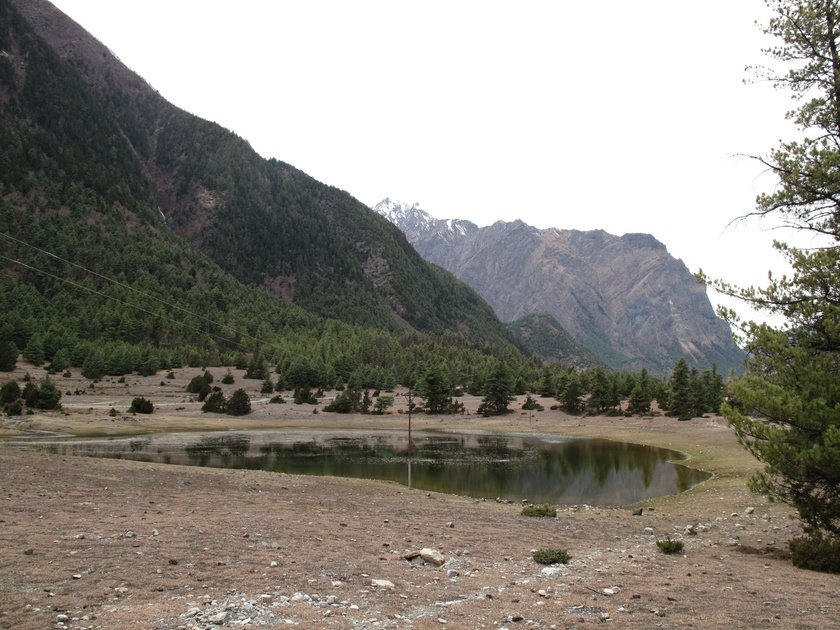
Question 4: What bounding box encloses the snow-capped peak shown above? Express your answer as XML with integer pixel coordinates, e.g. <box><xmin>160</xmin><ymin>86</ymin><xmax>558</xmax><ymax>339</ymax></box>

<box><xmin>372</xmin><ymin>198</ymin><xmax>438</xmax><ymax>232</ymax></box>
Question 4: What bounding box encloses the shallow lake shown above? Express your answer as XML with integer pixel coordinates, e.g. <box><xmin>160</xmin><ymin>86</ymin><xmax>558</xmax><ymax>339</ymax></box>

<box><xmin>9</xmin><ymin>429</ymin><xmax>711</xmax><ymax>505</ymax></box>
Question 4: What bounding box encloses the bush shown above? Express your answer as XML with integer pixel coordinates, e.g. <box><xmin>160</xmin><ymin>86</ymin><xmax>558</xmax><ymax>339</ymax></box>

<box><xmin>0</xmin><ymin>380</ymin><xmax>21</xmax><ymax>404</ymax></box>
<box><xmin>656</xmin><ymin>537</ymin><xmax>684</xmax><ymax>555</ymax></box>
<box><xmin>269</xmin><ymin>395</ymin><xmax>286</xmax><ymax>404</ymax></box>
<box><xmin>226</xmin><ymin>388</ymin><xmax>251</xmax><ymax>416</ymax></box>
<box><xmin>521</xmin><ymin>504</ymin><xmax>557</xmax><ymax>518</ymax></box>
<box><xmin>221</xmin><ymin>370</ymin><xmax>235</xmax><ymax>385</ymax></box>
<box><xmin>128</xmin><ymin>397</ymin><xmax>154</xmax><ymax>414</ymax></box>
<box><xmin>186</xmin><ymin>372</ymin><xmax>212</xmax><ymax>401</ymax></box>
<box><xmin>532</xmin><ymin>548</ymin><xmax>570</xmax><ymax>565</ymax></box>
<box><xmin>4</xmin><ymin>401</ymin><xmax>22</xmax><ymax>416</ymax></box>
<box><xmin>260</xmin><ymin>377</ymin><xmax>274</xmax><ymax>394</ymax></box>
<box><xmin>202</xmin><ymin>390</ymin><xmax>226</xmax><ymax>413</ymax></box>
<box><xmin>521</xmin><ymin>394</ymin><xmax>544</xmax><ymax>411</ymax></box>
<box><xmin>789</xmin><ymin>535</ymin><xmax>840</xmax><ymax>573</ymax></box>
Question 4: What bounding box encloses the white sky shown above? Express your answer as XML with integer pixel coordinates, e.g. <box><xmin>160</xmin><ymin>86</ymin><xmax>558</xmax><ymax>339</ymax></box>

<box><xmin>50</xmin><ymin>0</ymin><xmax>807</xmax><ymax>320</ymax></box>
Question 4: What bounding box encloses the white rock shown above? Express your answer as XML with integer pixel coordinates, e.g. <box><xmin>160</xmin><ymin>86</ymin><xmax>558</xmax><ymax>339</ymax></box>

<box><xmin>420</xmin><ymin>548</ymin><xmax>446</xmax><ymax>566</ymax></box>
<box><xmin>371</xmin><ymin>579</ymin><xmax>395</xmax><ymax>589</ymax></box>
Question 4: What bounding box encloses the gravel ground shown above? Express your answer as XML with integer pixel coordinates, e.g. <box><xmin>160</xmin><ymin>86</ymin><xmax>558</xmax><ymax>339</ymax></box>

<box><xmin>1</xmin><ymin>365</ymin><xmax>839</xmax><ymax>629</ymax></box>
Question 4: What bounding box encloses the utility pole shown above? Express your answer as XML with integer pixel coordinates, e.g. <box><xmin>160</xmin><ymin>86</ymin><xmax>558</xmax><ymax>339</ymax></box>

<box><xmin>407</xmin><ymin>386</ymin><xmax>413</xmax><ymax>489</ymax></box>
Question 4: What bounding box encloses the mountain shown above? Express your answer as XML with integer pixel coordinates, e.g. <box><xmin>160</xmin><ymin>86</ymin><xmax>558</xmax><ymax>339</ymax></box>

<box><xmin>374</xmin><ymin>199</ymin><xmax>744</xmax><ymax>375</ymax></box>
<box><xmin>0</xmin><ymin>0</ymin><xmax>522</xmax><ymax>373</ymax></box>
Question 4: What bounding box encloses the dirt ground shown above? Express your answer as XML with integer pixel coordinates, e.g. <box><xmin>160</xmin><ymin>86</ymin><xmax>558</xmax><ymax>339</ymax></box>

<box><xmin>1</xmin><ymin>364</ymin><xmax>839</xmax><ymax>629</ymax></box>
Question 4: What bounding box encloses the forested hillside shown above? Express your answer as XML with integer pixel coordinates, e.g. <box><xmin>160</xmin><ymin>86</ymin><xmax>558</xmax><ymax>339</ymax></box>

<box><xmin>0</xmin><ymin>0</ymin><xmax>531</xmax><ymax>386</ymax></box>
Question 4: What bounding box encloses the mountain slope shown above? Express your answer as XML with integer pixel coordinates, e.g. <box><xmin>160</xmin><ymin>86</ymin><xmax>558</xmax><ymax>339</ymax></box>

<box><xmin>1</xmin><ymin>0</ymin><xmax>518</xmax><ymax>355</ymax></box>
<box><xmin>375</xmin><ymin>199</ymin><xmax>744</xmax><ymax>374</ymax></box>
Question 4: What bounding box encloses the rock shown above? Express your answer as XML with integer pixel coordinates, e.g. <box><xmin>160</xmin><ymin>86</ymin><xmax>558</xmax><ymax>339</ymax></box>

<box><xmin>745</xmin><ymin>507</ymin><xmax>755</xmax><ymax>514</ymax></box>
<box><xmin>208</xmin><ymin>611</ymin><xmax>228</xmax><ymax>623</ymax></box>
<box><xmin>445</xmin><ymin>521</ymin><xmax>454</xmax><ymax>528</ymax></box>
<box><xmin>684</xmin><ymin>525</ymin><xmax>697</xmax><ymax>535</ymax></box>
<box><xmin>631</xmin><ymin>508</ymin><xmax>643</xmax><ymax>516</ymax></box>
<box><xmin>446</xmin><ymin>569</ymin><xmax>459</xmax><ymax>578</ymax></box>
<box><xmin>269</xmin><ymin>560</ymin><xmax>279</xmax><ymax>568</ymax></box>
<box><xmin>371</xmin><ymin>579</ymin><xmax>395</xmax><ymax>589</ymax></box>
<box><xmin>643</xmin><ymin>527</ymin><xmax>654</xmax><ymax>536</ymax></box>
<box><xmin>23</xmin><ymin>548</ymin><xmax>33</xmax><ymax>555</ymax></box>
<box><xmin>419</xmin><ymin>548</ymin><xmax>446</xmax><ymax>566</ymax></box>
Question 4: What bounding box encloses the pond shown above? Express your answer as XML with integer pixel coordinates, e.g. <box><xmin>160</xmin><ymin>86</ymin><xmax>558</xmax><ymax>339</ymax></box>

<box><xmin>6</xmin><ymin>429</ymin><xmax>710</xmax><ymax>505</ymax></box>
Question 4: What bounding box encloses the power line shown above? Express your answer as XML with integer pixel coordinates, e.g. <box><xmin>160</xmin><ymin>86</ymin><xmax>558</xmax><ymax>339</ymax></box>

<box><xmin>0</xmin><ymin>249</ymin><xmax>253</xmax><ymax>352</ymax></box>
<box><xmin>1</xmin><ymin>231</ymin><xmax>258</xmax><ymax>348</ymax></box>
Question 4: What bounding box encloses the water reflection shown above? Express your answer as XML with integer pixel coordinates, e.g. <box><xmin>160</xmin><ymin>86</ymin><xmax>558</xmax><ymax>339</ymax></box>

<box><xmin>5</xmin><ymin>430</ymin><xmax>710</xmax><ymax>505</ymax></box>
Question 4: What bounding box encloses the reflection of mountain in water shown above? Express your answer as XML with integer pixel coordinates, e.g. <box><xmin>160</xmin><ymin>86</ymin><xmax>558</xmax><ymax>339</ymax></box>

<box><xmin>11</xmin><ymin>430</ymin><xmax>710</xmax><ymax>506</ymax></box>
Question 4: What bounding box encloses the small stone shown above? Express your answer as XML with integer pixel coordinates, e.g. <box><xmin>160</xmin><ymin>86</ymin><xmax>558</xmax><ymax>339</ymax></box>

<box><xmin>684</xmin><ymin>525</ymin><xmax>697</xmax><ymax>535</ymax></box>
<box><xmin>23</xmin><ymin>548</ymin><xmax>34</xmax><ymax>555</ymax></box>
<box><xmin>72</xmin><ymin>574</ymin><xmax>82</xmax><ymax>580</ymax></box>
<box><xmin>56</xmin><ymin>614</ymin><xmax>70</xmax><ymax>622</ymax></box>
<box><xmin>643</xmin><ymin>527</ymin><xmax>654</xmax><ymax>536</ymax></box>
<box><xmin>371</xmin><ymin>579</ymin><xmax>395</xmax><ymax>589</ymax></box>
<box><xmin>419</xmin><ymin>548</ymin><xmax>446</xmax><ymax>566</ymax></box>
<box><xmin>745</xmin><ymin>507</ymin><xmax>755</xmax><ymax>514</ymax></box>
<box><xmin>603</xmin><ymin>588</ymin><xmax>616</xmax><ymax>595</ymax></box>
<box><xmin>446</xmin><ymin>569</ymin><xmax>459</xmax><ymax>578</ymax></box>
<box><xmin>168</xmin><ymin>559</ymin><xmax>178</xmax><ymax>565</ymax></box>
<box><xmin>445</xmin><ymin>521</ymin><xmax>454</xmax><ymax>528</ymax></box>
<box><xmin>269</xmin><ymin>560</ymin><xmax>279</xmax><ymax>567</ymax></box>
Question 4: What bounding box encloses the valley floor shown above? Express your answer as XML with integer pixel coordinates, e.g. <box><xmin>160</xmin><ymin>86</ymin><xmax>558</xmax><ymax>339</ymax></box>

<box><xmin>1</xmin><ymin>365</ymin><xmax>838</xmax><ymax>629</ymax></box>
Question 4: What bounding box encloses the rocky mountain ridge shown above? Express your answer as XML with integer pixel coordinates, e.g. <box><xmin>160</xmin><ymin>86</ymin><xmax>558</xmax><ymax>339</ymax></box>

<box><xmin>374</xmin><ymin>199</ymin><xmax>744</xmax><ymax>374</ymax></box>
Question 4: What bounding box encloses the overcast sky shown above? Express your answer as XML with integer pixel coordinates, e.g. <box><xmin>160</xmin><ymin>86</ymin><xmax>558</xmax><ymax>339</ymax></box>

<box><xmin>51</xmin><ymin>0</ymin><xmax>807</xmax><ymax>320</ymax></box>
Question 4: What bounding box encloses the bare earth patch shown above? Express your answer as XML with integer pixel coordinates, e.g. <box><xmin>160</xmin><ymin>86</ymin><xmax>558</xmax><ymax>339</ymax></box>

<box><xmin>1</xmin><ymin>365</ymin><xmax>839</xmax><ymax>629</ymax></box>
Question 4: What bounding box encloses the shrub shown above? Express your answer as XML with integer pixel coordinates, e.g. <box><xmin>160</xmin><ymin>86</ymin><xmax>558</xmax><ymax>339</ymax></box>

<box><xmin>128</xmin><ymin>397</ymin><xmax>154</xmax><ymax>414</ymax></box>
<box><xmin>293</xmin><ymin>386</ymin><xmax>318</xmax><ymax>405</ymax></box>
<box><xmin>260</xmin><ymin>377</ymin><xmax>274</xmax><ymax>394</ymax></box>
<box><xmin>202</xmin><ymin>391</ymin><xmax>226</xmax><ymax>413</ymax></box>
<box><xmin>521</xmin><ymin>394</ymin><xmax>544</xmax><ymax>411</ymax></box>
<box><xmin>186</xmin><ymin>373</ymin><xmax>212</xmax><ymax>401</ymax></box>
<box><xmin>789</xmin><ymin>535</ymin><xmax>840</xmax><ymax>573</ymax></box>
<box><xmin>521</xmin><ymin>504</ymin><xmax>557</xmax><ymax>518</ymax></box>
<box><xmin>532</xmin><ymin>548</ymin><xmax>570</xmax><ymax>565</ymax></box>
<box><xmin>324</xmin><ymin>392</ymin><xmax>355</xmax><ymax>413</ymax></box>
<box><xmin>221</xmin><ymin>370</ymin><xmax>235</xmax><ymax>385</ymax></box>
<box><xmin>656</xmin><ymin>537</ymin><xmax>684</xmax><ymax>555</ymax></box>
<box><xmin>269</xmin><ymin>395</ymin><xmax>285</xmax><ymax>404</ymax></box>
<box><xmin>0</xmin><ymin>380</ymin><xmax>21</xmax><ymax>404</ymax></box>
<box><xmin>4</xmin><ymin>401</ymin><xmax>22</xmax><ymax>416</ymax></box>
<box><xmin>226</xmin><ymin>388</ymin><xmax>251</xmax><ymax>416</ymax></box>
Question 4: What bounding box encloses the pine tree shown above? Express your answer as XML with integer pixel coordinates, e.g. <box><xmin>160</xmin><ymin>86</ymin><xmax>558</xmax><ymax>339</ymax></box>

<box><xmin>477</xmin><ymin>362</ymin><xmax>514</xmax><ymax>416</ymax></box>
<box><xmin>701</xmin><ymin>0</ymin><xmax>840</xmax><ymax>567</ymax></box>
<box><xmin>667</xmin><ymin>359</ymin><xmax>693</xmax><ymax>420</ymax></box>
